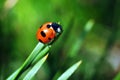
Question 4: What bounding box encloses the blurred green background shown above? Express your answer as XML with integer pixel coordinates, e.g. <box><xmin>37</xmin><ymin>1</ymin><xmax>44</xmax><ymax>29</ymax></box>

<box><xmin>0</xmin><ymin>0</ymin><xmax>120</xmax><ymax>80</ymax></box>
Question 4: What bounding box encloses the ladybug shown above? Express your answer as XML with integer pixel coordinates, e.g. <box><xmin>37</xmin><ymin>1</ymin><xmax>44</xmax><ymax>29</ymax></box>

<box><xmin>36</xmin><ymin>22</ymin><xmax>63</xmax><ymax>44</ymax></box>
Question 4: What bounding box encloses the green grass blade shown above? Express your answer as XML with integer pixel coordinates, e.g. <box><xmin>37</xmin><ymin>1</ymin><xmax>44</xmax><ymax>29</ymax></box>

<box><xmin>69</xmin><ymin>19</ymin><xmax>94</xmax><ymax>57</ymax></box>
<box><xmin>31</xmin><ymin>46</ymin><xmax>50</xmax><ymax>65</ymax></box>
<box><xmin>57</xmin><ymin>60</ymin><xmax>82</xmax><ymax>80</ymax></box>
<box><xmin>23</xmin><ymin>54</ymin><xmax>49</xmax><ymax>80</ymax></box>
<box><xmin>6</xmin><ymin>69</ymin><xmax>20</xmax><ymax>80</ymax></box>
<box><xmin>114</xmin><ymin>72</ymin><xmax>120</xmax><ymax>80</ymax></box>
<box><xmin>7</xmin><ymin>42</ymin><xmax>44</xmax><ymax>80</ymax></box>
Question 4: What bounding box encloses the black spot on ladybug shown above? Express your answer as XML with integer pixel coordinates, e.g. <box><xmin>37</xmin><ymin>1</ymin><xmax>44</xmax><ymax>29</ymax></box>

<box><xmin>41</xmin><ymin>31</ymin><xmax>46</xmax><ymax>37</ymax></box>
<box><xmin>39</xmin><ymin>39</ymin><xmax>43</xmax><ymax>42</ymax></box>
<box><xmin>48</xmin><ymin>38</ymin><xmax>51</xmax><ymax>40</ymax></box>
<box><xmin>47</xmin><ymin>25</ymin><xmax>51</xmax><ymax>28</ymax></box>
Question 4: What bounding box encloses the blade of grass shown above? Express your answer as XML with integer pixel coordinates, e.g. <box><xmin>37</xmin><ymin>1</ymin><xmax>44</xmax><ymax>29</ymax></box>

<box><xmin>69</xmin><ymin>19</ymin><xmax>94</xmax><ymax>57</ymax></box>
<box><xmin>57</xmin><ymin>60</ymin><xmax>82</xmax><ymax>80</ymax></box>
<box><xmin>23</xmin><ymin>54</ymin><xmax>49</xmax><ymax>80</ymax></box>
<box><xmin>6</xmin><ymin>69</ymin><xmax>20</xmax><ymax>80</ymax></box>
<box><xmin>7</xmin><ymin>42</ymin><xmax>44</xmax><ymax>80</ymax></box>
<box><xmin>114</xmin><ymin>72</ymin><xmax>120</xmax><ymax>80</ymax></box>
<box><xmin>31</xmin><ymin>46</ymin><xmax>51</xmax><ymax>64</ymax></box>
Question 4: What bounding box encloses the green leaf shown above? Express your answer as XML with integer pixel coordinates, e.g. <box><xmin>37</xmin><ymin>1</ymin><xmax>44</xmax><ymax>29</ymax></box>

<box><xmin>57</xmin><ymin>60</ymin><xmax>82</xmax><ymax>80</ymax></box>
<box><xmin>23</xmin><ymin>54</ymin><xmax>49</xmax><ymax>80</ymax></box>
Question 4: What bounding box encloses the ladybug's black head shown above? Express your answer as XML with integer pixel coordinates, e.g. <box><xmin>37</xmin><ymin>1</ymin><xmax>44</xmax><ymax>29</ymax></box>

<box><xmin>51</xmin><ymin>22</ymin><xmax>63</xmax><ymax>33</ymax></box>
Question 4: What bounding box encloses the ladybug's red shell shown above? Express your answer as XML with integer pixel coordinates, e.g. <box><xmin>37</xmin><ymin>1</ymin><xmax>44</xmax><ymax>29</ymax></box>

<box><xmin>37</xmin><ymin>22</ymin><xmax>56</xmax><ymax>43</ymax></box>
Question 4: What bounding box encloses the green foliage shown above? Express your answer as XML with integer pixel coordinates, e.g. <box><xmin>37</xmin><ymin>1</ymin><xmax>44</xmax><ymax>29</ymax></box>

<box><xmin>23</xmin><ymin>54</ymin><xmax>48</xmax><ymax>80</ymax></box>
<box><xmin>69</xmin><ymin>19</ymin><xmax>94</xmax><ymax>57</ymax></box>
<box><xmin>114</xmin><ymin>72</ymin><xmax>120</xmax><ymax>80</ymax></box>
<box><xmin>0</xmin><ymin>0</ymin><xmax>120</xmax><ymax>79</ymax></box>
<box><xmin>7</xmin><ymin>42</ymin><xmax>45</xmax><ymax>79</ymax></box>
<box><xmin>7</xmin><ymin>42</ymin><xmax>82</xmax><ymax>79</ymax></box>
<box><xmin>57</xmin><ymin>60</ymin><xmax>82</xmax><ymax>80</ymax></box>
